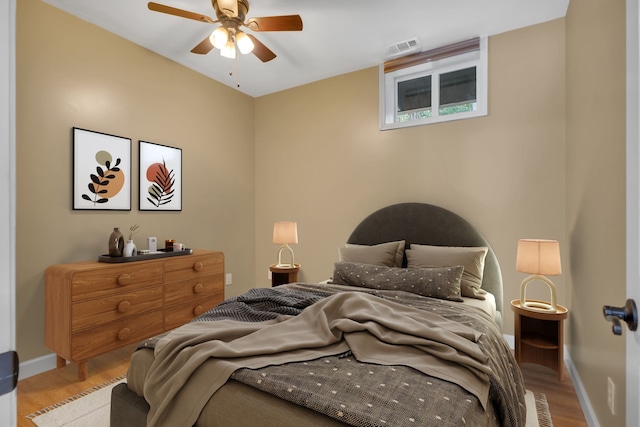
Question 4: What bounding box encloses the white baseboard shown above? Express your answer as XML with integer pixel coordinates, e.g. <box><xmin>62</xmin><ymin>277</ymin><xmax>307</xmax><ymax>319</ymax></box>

<box><xmin>18</xmin><ymin>353</ymin><xmax>59</xmax><ymax>381</ymax></box>
<box><xmin>503</xmin><ymin>334</ymin><xmax>598</xmax><ymax>427</ymax></box>
<box><xmin>503</xmin><ymin>333</ymin><xmax>515</xmax><ymax>349</ymax></box>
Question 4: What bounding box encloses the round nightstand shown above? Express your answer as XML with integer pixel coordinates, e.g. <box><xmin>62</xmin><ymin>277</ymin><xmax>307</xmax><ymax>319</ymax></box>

<box><xmin>511</xmin><ymin>299</ymin><xmax>568</xmax><ymax>381</ymax></box>
<box><xmin>269</xmin><ymin>264</ymin><xmax>300</xmax><ymax>287</ymax></box>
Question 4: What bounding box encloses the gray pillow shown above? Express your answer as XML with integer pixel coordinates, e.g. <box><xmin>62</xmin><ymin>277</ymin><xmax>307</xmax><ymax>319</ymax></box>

<box><xmin>339</xmin><ymin>240</ymin><xmax>405</xmax><ymax>267</ymax></box>
<box><xmin>405</xmin><ymin>244</ymin><xmax>488</xmax><ymax>300</ymax></box>
<box><xmin>331</xmin><ymin>261</ymin><xmax>464</xmax><ymax>301</ymax></box>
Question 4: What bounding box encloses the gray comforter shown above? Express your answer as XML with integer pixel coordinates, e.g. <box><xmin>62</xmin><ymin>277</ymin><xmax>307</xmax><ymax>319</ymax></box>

<box><xmin>138</xmin><ymin>283</ymin><xmax>526</xmax><ymax>427</ymax></box>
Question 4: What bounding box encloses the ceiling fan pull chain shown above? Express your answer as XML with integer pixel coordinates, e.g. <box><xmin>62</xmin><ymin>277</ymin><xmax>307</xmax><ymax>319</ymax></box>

<box><xmin>236</xmin><ymin>52</ymin><xmax>241</xmax><ymax>87</ymax></box>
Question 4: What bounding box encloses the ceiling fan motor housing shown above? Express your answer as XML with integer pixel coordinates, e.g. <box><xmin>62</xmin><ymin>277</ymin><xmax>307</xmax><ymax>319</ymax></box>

<box><xmin>213</xmin><ymin>0</ymin><xmax>248</xmax><ymax>21</ymax></box>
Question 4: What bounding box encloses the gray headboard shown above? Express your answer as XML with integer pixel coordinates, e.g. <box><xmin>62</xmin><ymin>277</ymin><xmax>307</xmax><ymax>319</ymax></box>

<box><xmin>346</xmin><ymin>202</ymin><xmax>504</xmax><ymax>327</ymax></box>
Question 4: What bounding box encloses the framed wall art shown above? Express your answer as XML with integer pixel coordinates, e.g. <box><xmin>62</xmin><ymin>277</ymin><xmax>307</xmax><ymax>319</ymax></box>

<box><xmin>139</xmin><ymin>140</ymin><xmax>182</xmax><ymax>211</ymax></box>
<box><xmin>72</xmin><ymin>127</ymin><xmax>132</xmax><ymax>211</ymax></box>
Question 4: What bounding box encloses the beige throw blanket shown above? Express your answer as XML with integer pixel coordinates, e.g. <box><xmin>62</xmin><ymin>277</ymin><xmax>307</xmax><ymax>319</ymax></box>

<box><xmin>144</xmin><ymin>292</ymin><xmax>493</xmax><ymax>427</ymax></box>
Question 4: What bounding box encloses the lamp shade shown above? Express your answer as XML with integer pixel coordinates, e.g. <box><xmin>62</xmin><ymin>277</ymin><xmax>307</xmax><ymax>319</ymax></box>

<box><xmin>273</xmin><ymin>222</ymin><xmax>298</xmax><ymax>245</ymax></box>
<box><xmin>235</xmin><ymin>31</ymin><xmax>254</xmax><ymax>54</ymax></box>
<box><xmin>516</xmin><ymin>239</ymin><xmax>562</xmax><ymax>275</ymax></box>
<box><xmin>210</xmin><ymin>27</ymin><xmax>229</xmax><ymax>49</ymax></box>
<box><xmin>220</xmin><ymin>40</ymin><xmax>236</xmax><ymax>59</ymax></box>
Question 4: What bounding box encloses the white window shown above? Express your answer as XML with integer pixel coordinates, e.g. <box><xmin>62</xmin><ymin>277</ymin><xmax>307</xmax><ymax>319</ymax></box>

<box><xmin>380</xmin><ymin>37</ymin><xmax>488</xmax><ymax>130</ymax></box>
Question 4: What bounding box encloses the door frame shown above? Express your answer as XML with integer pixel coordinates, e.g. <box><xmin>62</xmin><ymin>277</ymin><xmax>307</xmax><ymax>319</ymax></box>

<box><xmin>0</xmin><ymin>0</ymin><xmax>17</xmax><ymax>424</ymax></box>
<box><xmin>627</xmin><ymin>1</ymin><xmax>640</xmax><ymax>426</ymax></box>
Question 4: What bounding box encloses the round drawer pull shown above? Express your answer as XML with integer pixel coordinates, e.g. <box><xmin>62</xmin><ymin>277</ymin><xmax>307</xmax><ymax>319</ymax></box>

<box><xmin>117</xmin><ymin>328</ymin><xmax>131</xmax><ymax>341</ymax></box>
<box><xmin>193</xmin><ymin>305</ymin><xmax>204</xmax><ymax>316</ymax></box>
<box><xmin>117</xmin><ymin>274</ymin><xmax>131</xmax><ymax>286</ymax></box>
<box><xmin>117</xmin><ymin>300</ymin><xmax>131</xmax><ymax>313</ymax></box>
<box><xmin>193</xmin><ymin>261</ymin><xmax>204</xmax><ymax>272</ymax></box>
<box><xmin>193</xmin><ymin>283</ymin><xmax>203</xmax><ymax>294</ymax></box>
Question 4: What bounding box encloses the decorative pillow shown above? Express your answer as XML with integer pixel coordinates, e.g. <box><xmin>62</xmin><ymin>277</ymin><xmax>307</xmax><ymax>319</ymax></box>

<box><xmin>339</xmin><ymin>240</ymin><xmax>405</xmax><ymax>267</ymax></box>
<box><xmin>405</xmin><ymin>244</ymin><xmax>489</xmax><ymax>300</ymax></box>
<box><xmin>331</xmin><ymin>261</ymin><xmax>464</xmax><ymax>301</ymax></box>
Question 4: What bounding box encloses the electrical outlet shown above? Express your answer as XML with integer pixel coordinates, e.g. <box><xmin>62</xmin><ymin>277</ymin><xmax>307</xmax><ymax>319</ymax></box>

<box><xmin>607</xmin><ymin>377</ymin><xmax>615</xmax><ymax>415</ymax></box>
<box><xmin>225</xmin><ymin>273</ymin><xmax>232</xmax><ymax>286</ymax></box>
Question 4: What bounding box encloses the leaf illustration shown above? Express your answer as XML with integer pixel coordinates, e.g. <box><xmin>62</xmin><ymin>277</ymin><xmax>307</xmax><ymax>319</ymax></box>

<box><xmin>146</xmin><ymin>159</ymin><xmax>175</xmax><ymax>208</ymax></box>
<box><xmin>81</xmin><ymin>154</ymin><xmax>125</xmax><ymax>206</ymax></box>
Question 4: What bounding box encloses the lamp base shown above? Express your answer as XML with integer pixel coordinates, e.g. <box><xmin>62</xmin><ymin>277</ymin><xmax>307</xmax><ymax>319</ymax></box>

<box><xmin>275</xmin><ymin>262</ymin><xmax>297</xmax><ymax>268</ymax></box>
<box><xmin>520</xmin><ymin>275</ymin><xmax>558</xmax><ymax>313</ymax></box>
<box><xmin>522</xmin><ymin>299</ymin><xmax>556</xmax><ymax>313</ymax></box>
<box><xmin>276</xmin><ymin>244</ymin><xmax>295</xmax><ymax>269</ymax></box>
<box><xmin>271</xmin><ymin>263</ymin><xmax>301</xmax><ymax>271</ymax></box>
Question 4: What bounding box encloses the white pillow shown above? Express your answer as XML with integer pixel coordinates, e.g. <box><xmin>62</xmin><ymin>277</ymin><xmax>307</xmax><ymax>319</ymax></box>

<box><xmin>405</xmin><ymin>244</ymin><xmax>488</xmax><ymax>300</ymax></box>
<box><xmin>338</xmin><ymin>240</ymin><xmax>405</xmax><ymax>267</ymax></box>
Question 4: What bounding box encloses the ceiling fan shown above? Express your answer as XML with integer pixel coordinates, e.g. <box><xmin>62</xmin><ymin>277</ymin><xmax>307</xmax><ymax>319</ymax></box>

<box><xmin>147</xmin><ymin>0</ymin><xmax>303</xmax><ymax>63</ymax></box>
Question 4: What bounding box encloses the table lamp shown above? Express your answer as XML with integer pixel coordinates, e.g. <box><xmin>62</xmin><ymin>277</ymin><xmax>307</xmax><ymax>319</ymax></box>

<box><xmin>273</xmin><ymin>221</ymin><xmax>298</xmax><ymax>268</ymax></box>
<box><xmin>516</xmin><ymin>238</ymin><xmax>562</xmax><ymax>313</ymax></box>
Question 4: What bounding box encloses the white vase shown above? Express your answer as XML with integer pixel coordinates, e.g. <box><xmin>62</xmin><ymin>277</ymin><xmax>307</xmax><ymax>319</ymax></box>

<box><xmin>123</xmin><ymin>240</ymin><xmax>137</xmax><ymax>257</ymax></box>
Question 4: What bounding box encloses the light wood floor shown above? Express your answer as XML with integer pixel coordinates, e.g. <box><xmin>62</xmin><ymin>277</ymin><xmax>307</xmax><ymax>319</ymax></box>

<box><xmin>17</xmin><ymin>345</ymin><xmax>136</xmax><ymax>427</ymax></box>
<box><xmin>16</xmin><ymin>348</ymin><xmax>588</xmax><ymax>427</ymax></box>
<box><xmin>520</xmin><ymin>363</ymin><xmax>589</xmax><ymax>427</ymax></box>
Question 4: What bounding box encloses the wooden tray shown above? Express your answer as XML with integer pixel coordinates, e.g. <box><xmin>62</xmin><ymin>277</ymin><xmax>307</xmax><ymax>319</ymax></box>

<box><xmin>98</xmin><ymin>248</ymin><xmax>193</xmax><ymax>263</ymax></box>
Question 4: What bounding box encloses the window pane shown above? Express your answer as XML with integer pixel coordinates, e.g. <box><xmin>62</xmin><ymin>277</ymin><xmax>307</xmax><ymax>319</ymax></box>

<box><xmin>397</xmin><ymin>75</ymin><xmax>431</xmax><ymax>113</ymax></box>
<box><xmin>439</xmin><ymin>67</ymin><xmax>476</xmax><ymax>115</ymax></box>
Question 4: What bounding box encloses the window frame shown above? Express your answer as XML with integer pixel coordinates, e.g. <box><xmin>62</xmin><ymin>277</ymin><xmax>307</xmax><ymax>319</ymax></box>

<box><xmin>379</xmin><ymin>36</ymin><xmax>488</xmax><ymax>130</ymax></box>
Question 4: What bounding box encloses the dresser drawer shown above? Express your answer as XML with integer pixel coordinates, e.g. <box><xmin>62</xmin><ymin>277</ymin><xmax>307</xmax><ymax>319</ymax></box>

<box><xmin>72</xmin><ymin>286</ymin><xmax>163</xmax><ymax>332</ymax></box>
<box><xmin>71</xmin><ymin>311</ymin><xmax>163</xmax><ymax>361</ymax></box>
<box><xmin>71</xmin><ymin>263</ymin><xmax>163</xmax><ymax>301</ymax></box>
<box><xmin>165</xmin><ymin>275</ymin><xmax>224</xmax><ymax>307</ymax></box>
<box><xmin>164</xmin><ymin>251</ymin><xmax>224</xmax><ymax>283</ymax></box>
<box><xmin>164</xmin><ymin>295</ymin><xmax>223</xmax><ymax>331</ymax></box>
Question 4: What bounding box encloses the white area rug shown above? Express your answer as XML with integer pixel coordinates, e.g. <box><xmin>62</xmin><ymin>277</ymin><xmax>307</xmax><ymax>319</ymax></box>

<box><xmin>26</xmin><ymin>375</ymin><xmax>126</xmax><ymax>427</ymax></box>
<box><xmin>26</xmin><ymin>378</ymin><xmax>552</xmax><ymax>427</ymax></box>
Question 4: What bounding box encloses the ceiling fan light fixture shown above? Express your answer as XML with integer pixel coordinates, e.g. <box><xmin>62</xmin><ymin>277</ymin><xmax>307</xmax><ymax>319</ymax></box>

<box><xmin>220</xmin><ymin>40</ymin><xmax>236</xmax><ymax>59</ymax></box>
<box><xmin>235</xmin><ymin>31</ymin><xmax>254</xmax><ymax>54</ymax></box>
<box><xmin>210</xmin><ymin>27</ymin><xmax>229</xmax><ymax>49</ymax></box>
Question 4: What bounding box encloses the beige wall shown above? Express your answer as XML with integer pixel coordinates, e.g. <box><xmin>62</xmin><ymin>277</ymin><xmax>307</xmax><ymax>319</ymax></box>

<box><xmin>16</xmin><ymin>0</ymin><xmax>256</xmax><ymax>360</ymax></box>
<box><xmin>255</xmin><ymin>19</ymin><xmax>567</xmax><ymax>337</ymax></box>
<box><xmin>566</xmin><ymin>1</ymin><xmax>627</xmax><ymax>426</ymax></box>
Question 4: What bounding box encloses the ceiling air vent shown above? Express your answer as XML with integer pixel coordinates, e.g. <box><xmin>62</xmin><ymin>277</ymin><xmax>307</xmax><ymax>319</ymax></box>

<box><xmin>386</xmin><ymin>38</ymin><xmax>421</xmax><ymax>58</ymax></box>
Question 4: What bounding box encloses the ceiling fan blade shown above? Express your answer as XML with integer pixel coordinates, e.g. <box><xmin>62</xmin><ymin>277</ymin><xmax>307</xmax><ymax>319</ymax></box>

<box><xmin>247</xmin><ymin>34</ymin><xmax>276</xmax><ymax>62</ymax></box>
<box><xmin>191</xmin><ymin>35</ymin><xmax>215</xmax><ymax>54</ymax></box>
<box><xmin>148</xmin><ymin>2</ymin><xmax>216</xmax><ymax>23</ymax></box>
<box><xmin>246</xmin><ymin>15</ymin><xmax>303</xmax><ymax>32</ymax></box>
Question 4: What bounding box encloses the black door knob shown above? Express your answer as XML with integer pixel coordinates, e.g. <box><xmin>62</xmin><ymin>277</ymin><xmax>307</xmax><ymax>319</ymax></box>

<box><xmin>603</xmin><ymin>299</ymin><xmax>638</xmax><ymax>335</ymax></box>
<box><xmin>0</xmin><ymin>351</ymin><xmax>18</xmax><ymax>396</ymax></box>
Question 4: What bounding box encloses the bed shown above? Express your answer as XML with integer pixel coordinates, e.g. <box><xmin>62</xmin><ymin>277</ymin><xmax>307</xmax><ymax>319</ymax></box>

<box><xmin>110</xmin><ymin>202</ymin><xmax>525</xmax><ymax>427</ymax></box>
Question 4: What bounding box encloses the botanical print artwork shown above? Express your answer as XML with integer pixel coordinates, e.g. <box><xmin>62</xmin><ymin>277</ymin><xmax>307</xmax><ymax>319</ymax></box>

<box><xmin>139</xmin><ymin>141</ymin><xmax>182</xmax><ymax>211</ymax></box>
<box><xmin>73</xmin><ymin>128</ymin><xmax>131</xmax><ymax>211</ymax></box>
<box><xmin>145</xmin><ymin>159</ymin><xmax>175</xmax><ymax>207</ymax></box>
<box><xmin>82</xmin><ymin>151</ymin><xmax>125</xmax><ymax>205</ymax></box>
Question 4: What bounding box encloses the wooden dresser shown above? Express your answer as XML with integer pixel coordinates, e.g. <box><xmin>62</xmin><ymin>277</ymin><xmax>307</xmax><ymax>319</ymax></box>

<box><xmin>45</xmin><ymin>249</ymin><xmax>224</xmax><ymax>381</ymax></box>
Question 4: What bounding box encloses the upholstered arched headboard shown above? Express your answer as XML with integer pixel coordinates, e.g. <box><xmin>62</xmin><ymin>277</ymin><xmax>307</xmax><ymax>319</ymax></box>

<box><xmin>347</xmin><ymin>203</ymin><xmax>503</xmax><ymax>326</ymax></box>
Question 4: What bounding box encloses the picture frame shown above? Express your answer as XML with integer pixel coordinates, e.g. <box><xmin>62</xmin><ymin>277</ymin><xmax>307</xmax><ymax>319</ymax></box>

<box><xmin>139</xmin><ymin>140</ymin><xmax>182</xmax><ymax>211</ymax></box>
<box><xmin>72</xmin><ymin>127</ymin><xmax>132</xmax><ymax>211</ymax></box>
